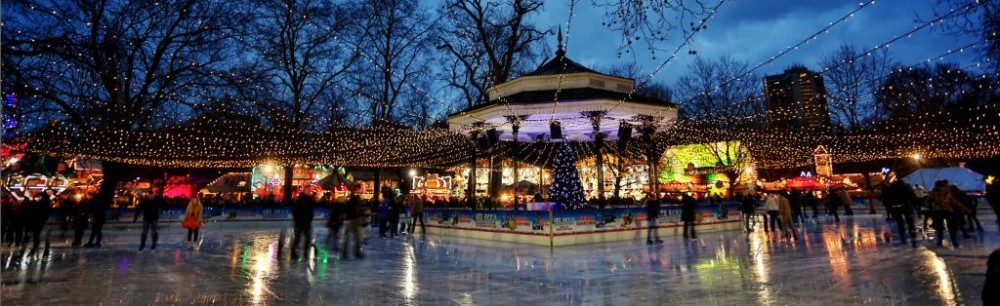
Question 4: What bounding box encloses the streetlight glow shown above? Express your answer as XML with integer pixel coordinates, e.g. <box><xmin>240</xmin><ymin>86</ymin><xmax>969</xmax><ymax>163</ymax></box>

<box><xmin>911</xmin><ymin>153</ymin><xmax>921</xmax><ymax>161</ymax></box>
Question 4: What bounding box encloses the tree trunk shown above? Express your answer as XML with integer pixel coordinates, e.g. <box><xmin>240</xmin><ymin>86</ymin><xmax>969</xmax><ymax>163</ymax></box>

<box><xmin>282</xmin><ymin>165</ymin><xmax>294</xmax><ymax>205</ymax></box>
<box><xmin>595</xmin><ymin>135</ymin><xmax>606</xmax><ymax>202</ymax></box>
<box><xmin>468</xmin><ymin>148</ymin><xmax>477</xmax><ymax>209</ymax></box>
<box><xmin>95</xmin><ymin>160</ymin><xmax>125</xmax><ymax>211</ymax></box>
<box><xmin>373</xmin><ymin>168</ymin><xmax>382</xmax><ymax>205</ymax></box>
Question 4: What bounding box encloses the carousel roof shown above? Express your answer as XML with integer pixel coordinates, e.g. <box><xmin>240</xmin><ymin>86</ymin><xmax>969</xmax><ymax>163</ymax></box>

<box><xmin>447</xmin><ymin>34</ymin><xmax>677</xmax><ymax>142</ymax></box>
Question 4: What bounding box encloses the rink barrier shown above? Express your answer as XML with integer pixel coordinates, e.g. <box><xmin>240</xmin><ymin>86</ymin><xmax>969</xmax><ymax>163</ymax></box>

<box><xmin>422</xmin><ymin>205</ymin><xmax>744</xmax><ymax>246</ymax></box>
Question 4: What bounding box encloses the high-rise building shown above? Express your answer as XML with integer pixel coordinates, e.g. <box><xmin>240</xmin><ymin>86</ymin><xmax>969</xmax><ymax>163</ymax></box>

<box><xmin>763</xmin><ymin>66</ymin><xmax>831</xmax><ymax>134</ymax></box>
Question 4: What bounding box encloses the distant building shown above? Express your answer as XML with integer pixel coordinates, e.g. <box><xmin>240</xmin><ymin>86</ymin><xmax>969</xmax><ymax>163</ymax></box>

<box><xmin>763</xmin><ymin>67</ymin><xmax>831</xmax><ymax>134</ymax></box>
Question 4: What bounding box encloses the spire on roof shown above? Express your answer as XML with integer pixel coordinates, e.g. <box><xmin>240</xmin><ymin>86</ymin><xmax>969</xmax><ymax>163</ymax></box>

<box><xmin>556</xmin><ymin>25</ymin><xmax>565</xmax><ymax>58</ymax></box>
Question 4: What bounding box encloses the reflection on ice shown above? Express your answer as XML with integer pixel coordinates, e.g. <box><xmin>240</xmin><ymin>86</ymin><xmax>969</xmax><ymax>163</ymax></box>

<box><xmin>1</xmin><ymin>215</ymin><xmax>996</xmax><ymax>305</ymax></box>
<box><xmin>921</xmin><ymin>249</ymin><xmax>960</xmax><ymax>306</ymax></box>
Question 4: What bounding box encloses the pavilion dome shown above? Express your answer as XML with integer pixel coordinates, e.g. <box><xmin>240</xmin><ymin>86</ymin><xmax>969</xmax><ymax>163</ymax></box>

<box><xmin>448</xmin><ymin>31</ymin><xmax>677</xmax><ymax>142</ymax></box>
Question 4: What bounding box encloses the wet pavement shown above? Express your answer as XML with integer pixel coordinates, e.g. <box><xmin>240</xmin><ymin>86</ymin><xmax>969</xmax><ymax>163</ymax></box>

<box><xmin>2</xmin><ymin>213</ymin><xmax>998</xmax><ymax>305</ymax></box>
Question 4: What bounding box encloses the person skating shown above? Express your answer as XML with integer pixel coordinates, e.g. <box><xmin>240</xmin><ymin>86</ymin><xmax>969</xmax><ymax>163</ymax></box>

<box><xmin>290</xmin><ymin>189</ymin><xmax>316</xmax><ymax>260</ymax></box>
<box><xmin>70</xmin><ymin>194</ymin><xmax>89</xmax><ymax>247</ymax></box>
<box><xmin>764</xmin><ymin>193</ymin><xmax>782</xmax><ymax>232</ymax></box>
<box><xmin>988</xmin><ymin>178</ymin><xmax>1000</xmax><ymax>231</ymax></box>
<box><xmin>342</xmin><ymin>185</ymin><xmax>365</xmax><ymax>259</ymax></box>
<box><xmin>388</xmin><ymin>196</ymin><xmax>402</xmax><ymax>238</ymax></box>
<box><xmin>950</xmin><ymin>184</ymin><xmax>983</xmax><ymax>233</ymax></box>
<box><xmin>183</xmin><ymin>197</ymin><xmax>204</xmax><ymax>244</ymax></box>
<box><xmin>6</xmin><ymin>194</ymin><xmax>26</xmax><ymax>248</ymax></box>
<box><xmin>377</xmin><ymin>200</ymin><xmax>390</xmax><ymax>238</ymax></box>
<box><xmin>26</xmin><ymin>190</ymin><xmax>52</xmax><ymax>256</ymax></box>
<box><xmin>84</xmin><ymin>192</ymin><xmax>106</xmax><ymax>248</ymax></box>
<box><xmin>134</xmin><ymin>188</ymin><xmax>166</xmax><ymax>251</ymax></box>
<box><xmin>788</xmin><ymin>190</ymin><xmax>803</xmax><ymax>223</ymax></box>
<box><xmin>925</xmin><ymin>181</ymin><xmax>963</xmax><ymax>248</ymax></box>
<box><xmin>739</xmin><ymin>193</ymin><xmax>756</xmax><ymax>232</ymax></box>
<box><xmin>778</xmin><ymin>191</ymin><xmax>797</xmax><ymax>240</ymax></box>
<box><xmin>411</xmin><ymin>195</ymin><xmax>426</xmax><ymax>234</ymax></box>
<box><xmin>984</xmin><ymin>248</ymin><xmax>1000</xmax><ymax>305</ymax></box>
<box><xmin>1</xmin><ymin>193</ymin><xmax>13</xmax><ymax>246</ymax></box>
<box><xmin>644</xmin><ymin>192</ymin><xmax>662</xmax><ymax>244</ymax></box>
<box><xmin>681</xmin><ymin>193</ymin><xmax>698</xmax><ymax>239</ymax></box>
<box><xmin>881</xmin><ymin>176</ymin><xmax>918</xmax><ymax>245</ymax></box>
<box><xmin>325</xmin><ymin>195</ymin><xmax>344</xmax><ymax>248</ymax></box>
<box><xmin>826</xmin><ymin>190</ymin><xmax>842</xmax><ymax>224</ymax></box>
<box><xmin>948</xmin><ymin>184</ymin><xmax>974</xmax><ymax>239</ymax></box>
<box><xmin>837</xmin><ymin>188</ymin><xmax>854</xmax><ymax>216</ymax></box>
<box><xmin>914</xmin><ymin>184</ymin><xmax>927</xmax><ymax>220</ymax></box>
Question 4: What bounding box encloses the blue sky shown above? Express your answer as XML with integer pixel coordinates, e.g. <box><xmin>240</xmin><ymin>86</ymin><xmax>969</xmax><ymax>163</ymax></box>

<box><xmin>532</xmin><ymin>0</ymin><xmax>983</xmax><ymax>87</ymax></box>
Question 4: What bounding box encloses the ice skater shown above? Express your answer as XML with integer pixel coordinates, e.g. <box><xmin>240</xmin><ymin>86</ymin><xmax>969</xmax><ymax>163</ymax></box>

<box><xmin>411</xmin><ymin>195</ymin><xmax>426</xmax><ymax>234</ymax></box>
<box><xmin>764</xmin><ymin>193</ymin><xmax>781</xmax><ymax>232</ymax></box>
<box><xmin>85</xmin><ymin>192</ymin><xmax>106</xmax><ymax>248</ymax></box>
<box><xmin>290</xmin><ymin>189</ymin><xmax>316</xmax><ymax>260</ymax></box>
<box><xmin>183</xmin><ymin>197</ymin><xmax>204</xmax><ymax>244</ymax></box>
<box><xmin>325</xmin><ymin>195</ymin><xmax>344</xmax><ymax>248</ymax></box>
<box><xmin>881</xmin><ymin>176</ymin><xmax>917</xmax><ymax>245</ymax></box>
<box><xmin>26</xmin><ymin>190</ymin><xmax>52</xmax><ymax>256</ymax></box>
<box><xmin>778</xmin><ymin>191</ymin><xmax>798</xmax><ymax>240</ymax></box>
<box><xmin>342</xmin><ymin>185</ymin><xmax>366</xmax><ymax>259</ymax></box>
<box><xmin>681</xmin><ymin>193</ymin><xmax>697</xmax><ymax>239</ymax></box>
<box><xmin>738</xmin><ymin>193</ymin><xmax>756</xmax><ymax>232</ymax></box>
<box><xmin>70</xmin><ymin>193</ymin><xmax>89</xmax><ymax>247</ymax></box>
<box><xmin>984</xmin><ymin>248</ymin><xmax>1000</xmax><ymax>305</ymax></box>
<box><xmin>134</xmin><ymin>188</ymin><xmax>166</xmax><ymax>251</ymax></box>
<box><xmin>644</xmin><ymin>192</ymin><xmax>662</xmax><ymax>244</ymax></box>
<box><xmin>926</xmin><ymin>181</ymin><xmax>963</xmax><ymax>248</ymax></box>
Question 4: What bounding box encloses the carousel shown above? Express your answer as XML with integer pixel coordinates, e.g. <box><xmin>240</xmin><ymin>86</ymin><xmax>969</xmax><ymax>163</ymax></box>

<box><xmin>446</xmin><ymin>33</ymin><xmax>678</xmax><ymax>207</ymax></box>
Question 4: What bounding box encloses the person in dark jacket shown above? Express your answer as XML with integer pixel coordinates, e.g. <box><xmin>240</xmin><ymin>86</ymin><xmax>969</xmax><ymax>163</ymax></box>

<box><xmin>26</xmin><ymin>190</ymin><xmax>52</xmax><ymax>256</ymax></box>
<box><xmin>949</xmin><ymin>184</ymin><xmax>974</xmax><ymax>239</ymax></box>
<box><xmin>739</xmin><ymin>194</ymin><xmax>756</xmax><ymax>232</ymax></box>
<box><xmin>681</xmin><ymin>193</ymin><xmax>698</xmax><ymax>239</ymax></box>
<box><xmin>788</xmin><ymin>190</ymin><xmax>803</xmax><ymax>224</ymax></box>
<box><xmin>388</xmin><ymin>197</ymin><xmax>402</xmax><ymax>238</ymax></box>
<box><xmin>881</xmin><ymin>177</ymin><xmax>917</xmax><ymax>244</ymax></box>
<box><xmin>5</xmin><ymin>194</ymin><xmax>26</xmax><ymax>248</ymax></box>
<box><xmin>1</xmin><ymin>193</ymin><xmax>15</xmax><ymax>245</ymax></box>
<box><xmin>85</xmin><ymin>192</ymin><xmax>106</xmax><ymax>248</ymax></box>
<box><xmin>951</xmin><ymin>185</ymin><xmax>984</xmax><ymax>232</ymax></box>
<box><xmin>342</xmin><ymin>185</ymin><xmax>365</xmax><ymax>259</ymax></box>
<box><xmin>325</xmin><ymin>195</ymin><xmax>343</xmax><ymax>249</ymax></box>
<box><xmin>134</xmin><ymin>188</ymin><xmax>166</xmax><ymax>251</ymax></box>
<box><xmin>988</xmin><ymin>178</ymin><xmax>1000</xmax><ymax>231</ymax></box>
<box><xmin>70</xmin><ymin>194</ymin><xmax>89</xmax><ymax>247</ymax></box>
<box><xmin>927</xmin><ymin>181</ymin><xmax>963</xmax><ymax>248</ymax></box>
<box><xmin>290</xmin><ymin>189</ymin><xmax>316</xmax><ymax>259</ymax></box>
<box><xmin>984</xmin><ymin>248</ymin><xmax>1000</xmax><ymax>305</ymax></box>
<box><xmin>644</xmin><ymin>192</ymin><xmax>662</xmax><ymax>244</ymax></box>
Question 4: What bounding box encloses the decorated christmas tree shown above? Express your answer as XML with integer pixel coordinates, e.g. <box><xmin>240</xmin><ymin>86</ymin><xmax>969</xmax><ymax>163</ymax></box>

<box><xmin>549</xmin><ymin>143</ymin><xmax>586</xmax><ymax>209</ymax></box>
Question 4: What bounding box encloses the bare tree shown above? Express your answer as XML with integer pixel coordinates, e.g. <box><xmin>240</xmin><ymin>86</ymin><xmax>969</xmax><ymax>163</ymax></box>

<box><xmin>2</xmin><ymin>0</ymin><xmax>238</xmax><ymax>209</ymax></box>
<box><xmin>593</xmin><ymin>0</ymin><xmax>719</xmax><ymax>55</ymax></box>
<box><xmin>437</xmin><ymin>0</ymin><xmax>550</xmax><ymax>107</ymax></box>
<box><xmin>674</xmin><ymin>56</ymin><xmax>761</xmax><ymax>119</ymax></box>
<box><xmin>820</xmin><ymin>44</ymin><xmax>894</xmax><ymax>132</ymax></box>
<box><xmin>344</xmin><ymin>0</ymin><xmax>437</xmax><ymax>125</ymax></box>
<box><xmin>671</xmin><ymin>56</ymin><xmax>760</xmax><ymax>195</ymax></box>
<box><xmin>930</xmin><ymin>0</ymin><xmax>1000</xmax><ymax>73</ymax></box>
<box><xmin>232</xmin><ymin>0</ymin><xmax>358</xmax><ymax>203</ymax></box>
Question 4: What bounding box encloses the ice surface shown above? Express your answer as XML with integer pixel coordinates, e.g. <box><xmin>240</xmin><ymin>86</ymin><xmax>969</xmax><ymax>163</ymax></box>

<box><xmin>2</xmin><ymin>213</ymin><xmax>998</xmax><ymax>305</ymax></box>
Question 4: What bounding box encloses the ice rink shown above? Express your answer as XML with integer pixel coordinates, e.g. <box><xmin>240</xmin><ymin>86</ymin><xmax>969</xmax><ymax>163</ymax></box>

<box><xmin>2</xmin><ymin>213</ymin><xmax>998</xmax><ymax>305</ymax></box>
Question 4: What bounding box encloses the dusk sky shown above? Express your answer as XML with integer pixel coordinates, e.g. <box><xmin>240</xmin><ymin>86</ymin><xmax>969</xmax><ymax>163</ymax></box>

<box><xmin>531</xmin><ymin>0</ymin><xmax>983</xmax><ymax>87</ymax></box>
